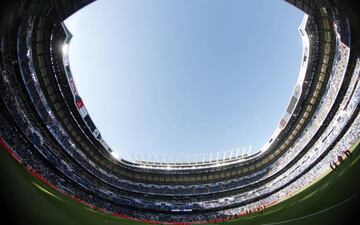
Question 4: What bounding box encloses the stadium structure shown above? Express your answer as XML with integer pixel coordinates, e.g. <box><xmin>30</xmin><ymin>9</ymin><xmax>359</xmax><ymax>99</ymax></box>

<box><xmin>0</xmin><ymin>0</ymin><xmax>359</xmax><ymax>224</ymax></box>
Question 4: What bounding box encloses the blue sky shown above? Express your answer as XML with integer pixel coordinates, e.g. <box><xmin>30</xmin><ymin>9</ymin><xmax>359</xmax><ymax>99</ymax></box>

<box><xmin>64</xmin><ymin>0</ymin><xmax>304</xmax><ymax>161</ymax></box>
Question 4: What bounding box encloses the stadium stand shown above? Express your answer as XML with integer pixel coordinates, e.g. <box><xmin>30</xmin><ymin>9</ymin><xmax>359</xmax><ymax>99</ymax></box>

<box><xmin>0</xmin><ymin>0</ymin><xmax>359</xmax><ymax>224</ymax></box>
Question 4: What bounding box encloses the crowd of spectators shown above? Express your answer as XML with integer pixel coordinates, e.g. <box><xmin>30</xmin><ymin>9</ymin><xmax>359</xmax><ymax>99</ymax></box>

<box><xmin>0</xmin><ymin>6</ymin><xmax>359</xmax><ymax>223</ymax></box>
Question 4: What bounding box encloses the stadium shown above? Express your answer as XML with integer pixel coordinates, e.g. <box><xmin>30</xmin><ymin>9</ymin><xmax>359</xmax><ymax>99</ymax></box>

<box><xmin>0</xmin><ymin>0</ymin><xmax>359</xmax><ymax>224</ymax></box>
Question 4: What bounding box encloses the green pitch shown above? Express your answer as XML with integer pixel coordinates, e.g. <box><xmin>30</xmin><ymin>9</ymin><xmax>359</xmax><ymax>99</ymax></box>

<box><xmin>0</xmin><ymin>141</ymin><xmax>359</xmax><ymax>225</ymax></box>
